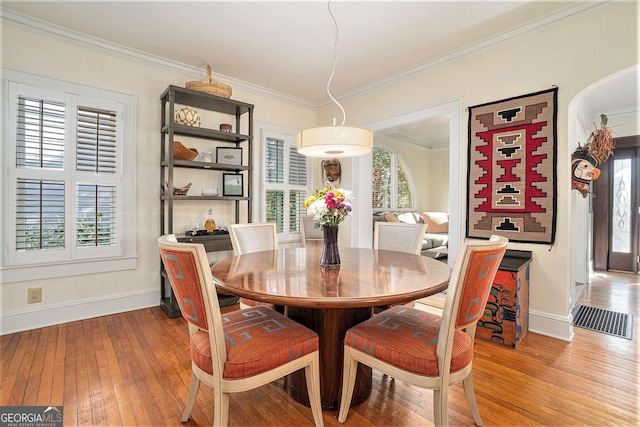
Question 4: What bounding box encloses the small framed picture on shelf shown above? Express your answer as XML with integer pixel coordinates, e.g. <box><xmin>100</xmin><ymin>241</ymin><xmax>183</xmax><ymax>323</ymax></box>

<box><xmin>216</xmin><ymin>147</ymin><xmax>243</xmax><ymax>165</ymax></box>
<box><xmin>223</xmin><ymin>173</ymin><xmax>244</xmax><ymax>197</ymax></box>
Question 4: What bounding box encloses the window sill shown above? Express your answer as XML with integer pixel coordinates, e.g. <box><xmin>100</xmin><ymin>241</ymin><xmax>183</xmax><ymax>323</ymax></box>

<box><xmin>1</xmin><ymin>256</ymin><xmax>138</xmax><ymax>284</ymax></box>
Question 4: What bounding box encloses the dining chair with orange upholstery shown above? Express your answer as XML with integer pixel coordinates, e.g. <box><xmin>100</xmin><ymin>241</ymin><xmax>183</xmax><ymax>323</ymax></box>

<box><xmin>158</xmin><ymin>235</ymin><xmax>324</xmax><ymax>427</ymax></box>
<box><xmin>228</xmin><ymin>222</ymin><xmax>278</xmax><ymax>310</ymax></box>
<box><xmin>300</xmin><ymin>215</ymin><xmax>324</xmax><ymax>247</ymax></box>
<box><xmin>338</xmin><ymin>235</ymin><xmax>508</xmax><ymax>426</ymax></box>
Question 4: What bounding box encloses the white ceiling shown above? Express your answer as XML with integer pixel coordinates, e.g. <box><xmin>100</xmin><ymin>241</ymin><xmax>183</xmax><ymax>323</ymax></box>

<box><xmin>2</xmin><ymin>0</ymin><xmax>594</xmax><ymax>104</ymax></box>
<box><xmin>2</xmin><ymin>0</ymin><xmax>637</xmax><ymax>149</ymax></box>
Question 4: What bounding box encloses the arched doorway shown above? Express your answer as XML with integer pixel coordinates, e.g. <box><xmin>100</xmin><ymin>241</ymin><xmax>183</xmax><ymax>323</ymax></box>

<box><xmin>569</xmin><ymin>65</ymin><xmax>639</xmax><ymax>307</ymax></box>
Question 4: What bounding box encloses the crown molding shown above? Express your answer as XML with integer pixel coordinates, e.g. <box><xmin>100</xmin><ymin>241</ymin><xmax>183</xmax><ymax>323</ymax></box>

<box><xmin>376</xmin><ymin>138</ymin><xmax>444</xmax><ymax>153</ymax></box>
<box><xmin>327</xmin><ymin>1</ymin><xmax>615</xmax><ymax>107</ymax></box>
<box><xmin>0</xmin><ymin>8</ymin><xmax>316</xmax><ymax>109</ymax></box>
<box><xmin>1</xmin><ymin>2</ymin><xmax>613</xmax><ymax>111</ymax></box>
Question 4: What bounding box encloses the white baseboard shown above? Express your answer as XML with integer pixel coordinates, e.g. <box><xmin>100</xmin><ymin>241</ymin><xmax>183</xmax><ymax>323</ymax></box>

<box><xmin>0</xmin><ymin>289</ymin><xmax>160</xmax><ymax>335</ymax></box>
<box><xmin>529</xmin><ymin>309</ymin><xmax>574</xmax><ymax>341</ymax></box>
<box><xmin>2</xmin><ymin>291</ymin><xmax>577</xmax><ymax>342</ymax></box>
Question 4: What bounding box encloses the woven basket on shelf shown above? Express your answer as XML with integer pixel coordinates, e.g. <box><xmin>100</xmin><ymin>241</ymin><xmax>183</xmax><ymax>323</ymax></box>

<box><xmin>185</xmin><ymin>65</ymin><xmax>232</xmax><ymax>98</ymax></box>
<box><xmin>173</xmin><ymin>141</ymin><xmax>198</xmax><ymax>161</ymax></box>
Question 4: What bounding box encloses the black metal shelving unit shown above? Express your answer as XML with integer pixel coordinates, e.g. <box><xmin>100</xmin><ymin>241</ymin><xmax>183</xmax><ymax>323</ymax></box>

<box><xmin>160</xmin><ymin>85</ymin><xmax>254</xmax><ymax>317</ymax></box>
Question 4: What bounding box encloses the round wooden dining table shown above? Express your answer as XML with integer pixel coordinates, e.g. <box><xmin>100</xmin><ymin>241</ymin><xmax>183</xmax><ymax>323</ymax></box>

<box><xmin>210</xmin><ymin>246</ymin><xmax>451</xmax><ymax>410</ymax></box>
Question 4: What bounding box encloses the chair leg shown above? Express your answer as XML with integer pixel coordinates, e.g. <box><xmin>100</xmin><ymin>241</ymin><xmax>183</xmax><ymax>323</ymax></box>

<box><xmin>337</xmin><ymin>350</ymin><xmax>359</xmax><ymax>423</ymax></box>
<box><xmin>462</xmin><ymin>373</ymin><xmax>483</xmax><ymax>426</ymax></box>
<box><xmin>213</xmin><ymin>388</ymin><xmax>230</xmax><ymax>427</ymax></box>
<box><xmin>433</xmin><ymin>390</ymin><xmax>442</xmax><ymax>426</ymax></box>
<box><xmin>432</xmin><ymin>385</ymin><xmax>449</xmax><ymax>427</ymax></box>
<box><xmin>181</xmin><ymin>371</ymin><xmax>200</xmax><ymax>422</ymax></box>
<box><xmin>304</xmin><ymin>356</ymin><xmax>324</xmax><ymax>427</ymax></box>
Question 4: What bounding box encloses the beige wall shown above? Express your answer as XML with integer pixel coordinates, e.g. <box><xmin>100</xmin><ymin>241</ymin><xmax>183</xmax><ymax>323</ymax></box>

<box><xmin>1</xmin><ymin>2</ymin><xmax>637</xmax><ymax>338</ymax></box>
<box><xmin>425</xmin><ymin>149</ymin><xmax>449</xmax><ymax>213</ymax></box>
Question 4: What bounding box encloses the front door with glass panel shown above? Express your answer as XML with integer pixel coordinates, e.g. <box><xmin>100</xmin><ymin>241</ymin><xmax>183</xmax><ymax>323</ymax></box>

<box><xmin>593</xmin><ymin>138</ymin><xmax>639</xmax><ymax>274</ymax></box>
<box><xmin>607</xmin><ymin>146</ymin><xmax>639</xmax><ymax>273</ymax></box>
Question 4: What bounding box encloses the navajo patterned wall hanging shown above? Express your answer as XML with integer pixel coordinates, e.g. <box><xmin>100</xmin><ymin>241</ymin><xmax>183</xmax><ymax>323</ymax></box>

<box><xmin>466</xmin><ymin>88</ymin><xmax>557</xmax><ymax>244</ymax></box>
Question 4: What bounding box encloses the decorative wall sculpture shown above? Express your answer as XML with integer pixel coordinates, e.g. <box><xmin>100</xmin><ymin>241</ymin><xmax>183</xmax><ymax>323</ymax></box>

<box><xmin>322</xmin><ymin>158</ymin><xmax>341</xmax><ymax>184</ymax></box>
<box><xmin>571</xmin><ymin>114</ymin><xmax>614</xmax><ymax>197</ymax></box>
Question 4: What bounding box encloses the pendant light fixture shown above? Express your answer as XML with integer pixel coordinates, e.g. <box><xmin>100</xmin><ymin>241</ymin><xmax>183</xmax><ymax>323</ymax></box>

<box><xmin>297</xmin><ymin>0</ymin><xmax>373</xmax><ymax>158</ymax></box>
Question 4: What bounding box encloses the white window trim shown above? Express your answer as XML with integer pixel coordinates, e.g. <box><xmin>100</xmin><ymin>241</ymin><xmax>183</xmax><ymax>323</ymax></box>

<box><xmin>257</xmin><ymin>123</ymin><xmax>312</xmax><ymax>243</ymax></box>
<box><xmin>372</xmin><ymin>145</ymin><xmax>417</xmax><ymax>212</ymax></box>
<box><xmin>1</xmin><ymin>67</ymin><xmax>137</xmax><ymax>283</ymax></box>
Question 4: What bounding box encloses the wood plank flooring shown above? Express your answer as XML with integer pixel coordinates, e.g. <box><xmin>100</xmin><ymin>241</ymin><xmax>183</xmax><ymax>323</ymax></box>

<box><xmin>1</xmin><ymin>271</ymin><xmax>638</xmax><ymax>426</ymax></box>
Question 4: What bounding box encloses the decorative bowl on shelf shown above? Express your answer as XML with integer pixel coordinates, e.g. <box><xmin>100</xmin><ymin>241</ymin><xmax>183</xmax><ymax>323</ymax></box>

<box><xmin>173</xmin><ymin>141</ymin><xmax>198</xmax><ymax>161</ymax></box>
<box><xmin>219</xmin><ymin>123</ymin><xmax>232</xmax><ymax>132</ymax></box>
<box><xmin>172</xmin><ymin>182</ymin><xmax>192</xmax><ymax>196</ymax></box>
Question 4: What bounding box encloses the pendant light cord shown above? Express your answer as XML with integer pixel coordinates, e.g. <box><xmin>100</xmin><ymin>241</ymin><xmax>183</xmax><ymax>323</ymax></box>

<box><xmin>326</xmin><ymin>0</ymin><xmax>346</xmax><ymax>126</ymax></box>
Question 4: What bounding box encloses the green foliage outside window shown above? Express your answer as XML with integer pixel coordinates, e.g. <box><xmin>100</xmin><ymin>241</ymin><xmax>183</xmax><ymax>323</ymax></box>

<box><xmin>265</xmin><ymin>190</ymin><xmax>284</xmax><ymax>233</ymax></box>
<box><xmin>372</xmin><ymin>147</ymin><xmax>413</xmax><ymax>209</ymax></box>
<box><xmin>396</xmin><ymin>165</ymin><xmax>413</xmax><ymax>208</ymax></box>
<box><xmin>20</xmin><ymin>216</ymin><xmax>65</xmax><ymax>250</ymax></box>
<box><xmin>21</xmin><ymin>212</ymin><xmax>114</xmax><ymax>250</ymax></box>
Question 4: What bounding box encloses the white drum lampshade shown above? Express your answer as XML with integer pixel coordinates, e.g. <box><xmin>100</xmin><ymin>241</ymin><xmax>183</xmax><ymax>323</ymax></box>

<box><xmin>297</xmin><ymin>126</ymin><xmax>372</xmax><ymax>158</ymax></box>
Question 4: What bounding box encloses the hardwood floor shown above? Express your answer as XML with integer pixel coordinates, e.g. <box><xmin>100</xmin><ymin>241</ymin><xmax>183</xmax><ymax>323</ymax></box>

<box><xmin>1</xmin><ymin>271</ymin><xmax>638</xmax><ymax>426</ymax></box>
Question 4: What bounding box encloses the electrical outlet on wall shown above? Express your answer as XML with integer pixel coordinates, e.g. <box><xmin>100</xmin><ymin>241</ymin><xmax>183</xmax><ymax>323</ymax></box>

<box><xmin>28</xmin><ymin>287</ymin><xmax>42</xmax><ymax>304</ymax></box>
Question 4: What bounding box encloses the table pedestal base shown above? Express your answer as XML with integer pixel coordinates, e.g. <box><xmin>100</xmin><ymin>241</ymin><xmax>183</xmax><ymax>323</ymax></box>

<box><xmin>286</xmin><ymin>306</ymin><xmax>372</xmax><ymax>410</ymax></box>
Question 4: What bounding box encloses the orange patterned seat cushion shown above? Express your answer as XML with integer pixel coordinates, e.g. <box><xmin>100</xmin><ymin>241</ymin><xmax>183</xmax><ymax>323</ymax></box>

<box><xmin>190</xmin><ymin>307</ymin><xmax>318</xmax><ymax>379</ymax></box>
<box><xmin>344</xmin><ymin>306</ymin><xmax>473</xmax><ymax>376</ymax></box>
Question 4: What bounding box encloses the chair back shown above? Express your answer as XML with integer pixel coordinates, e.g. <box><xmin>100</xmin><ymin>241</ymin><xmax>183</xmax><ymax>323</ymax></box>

<box><xmin>300</xmin><ymin>215</ymin><xmax>323</xmax><ymax>246</ymax></box>
<box><xmin>374</xmin><ymin>221</ymin><xmax>427</xmax><ymax>254</ymax></box>
<box><xmin>228</xmin><ymin>223</ymin><xmax>278</xmax><ymax>255</ymax></box>
<box><xmin>157</xmin><ymin>235</ymin><xmax>226</xmax><ymax>378</ymax></box>
<box><xmin>437</xmin><ymin>235</ymin><xmax>508</xmax><ymax>376</ymax></box>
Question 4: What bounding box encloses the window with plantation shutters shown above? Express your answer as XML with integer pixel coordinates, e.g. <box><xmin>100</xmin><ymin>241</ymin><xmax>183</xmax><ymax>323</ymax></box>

<box><xmin>76</xmin><ymin>108</ymin><xmax>117</xmax><ymax>173</ymax></box>
<box><xmin>263</xmin><ymin>132</ymin><xmax>309</xmax><ymax>240</ymax></box>
<box><xmin>75</xmin><ymin>107</ymin><xmax>118</xmax><ymax>249</ymax></box>
<box><xmin>16</xmin><ymin>97</ymin><xmax>65</xmax><ymax>169</ymax></box>
<box><xmin>3</xmin><ymin>70</ymin><xmax>136</xmax><ymax>281</ymax></box>
<box><xmin>289</xmin><ymin>146</ymin><xmax>307</xmax><ymax>186</ymax></box>
<box><xmin>76</xmin><ymin>184</ymin><xmax>116</xmax><ymax>247</ymax></box>
<box><xmin>266</xmin><ymin>138</ymin><xmax>284</xmax><ymax>184</ymax></box>
<box><xmin>15</xmin><ymin>179</ymin><xmax>65</xmax><ymax>251</ymax></box>
<box><xmin>289</xmin><ymin>190</ymin><xmax>307</xmax><ymax>233</ymax></box>
<box><xmin>265</xmin><ymin>190</ymin><xmax>284</xmax><ymax>230</ymax></box>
